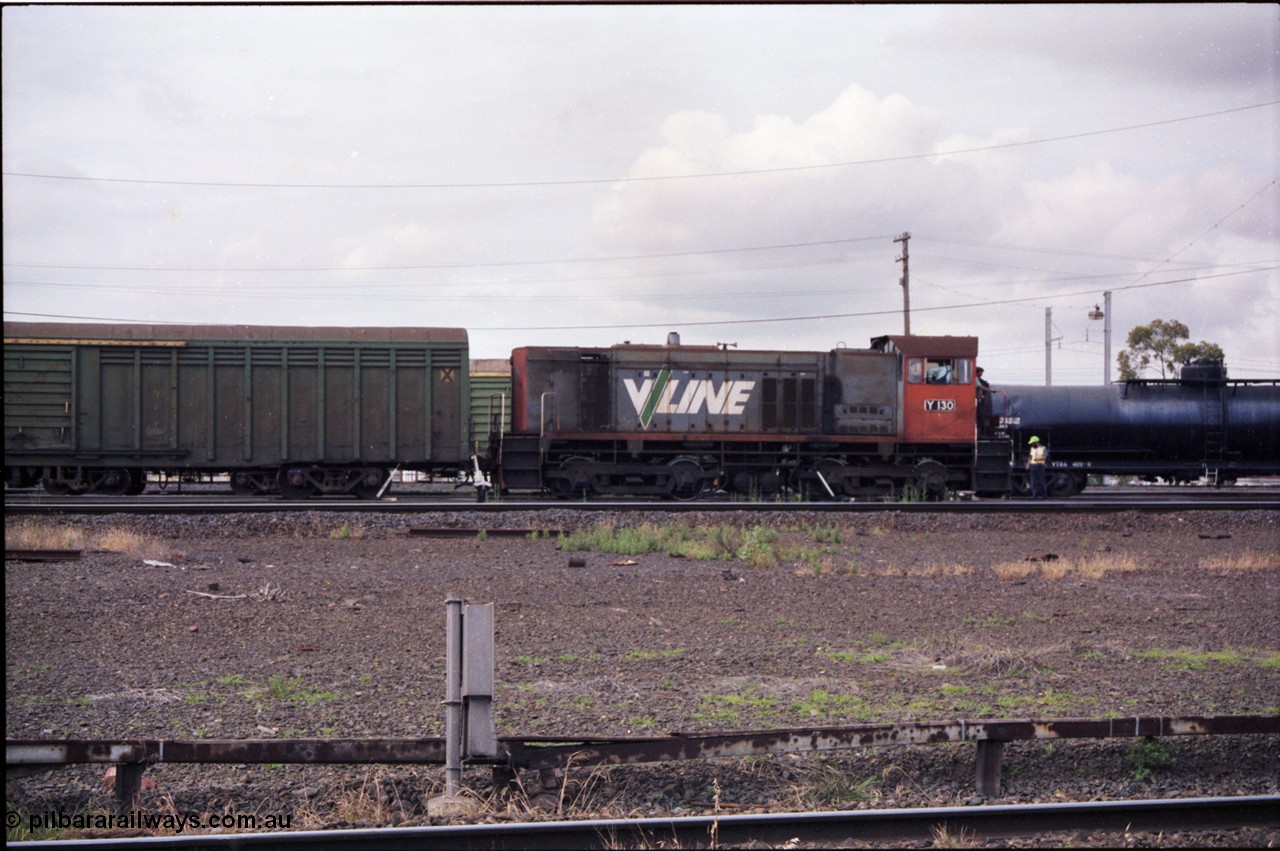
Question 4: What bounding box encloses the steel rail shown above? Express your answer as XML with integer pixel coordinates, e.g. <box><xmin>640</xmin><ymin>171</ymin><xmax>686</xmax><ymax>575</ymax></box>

<box><xmin>8</xmin><ymin>796</ymin><xmax>1279</xmax><ymax>849</ymax></box>
<box><xmin>5</xmin><ymin>493</ymin><xmax>1280</xmax><ymax>515</ymax></box>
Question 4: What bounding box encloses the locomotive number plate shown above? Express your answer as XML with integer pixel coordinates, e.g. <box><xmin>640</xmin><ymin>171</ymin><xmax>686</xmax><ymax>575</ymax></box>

<box><xmin>924</xmin><ymin>399</ymin><xmax>956</xmax><ymax>412</ymax></box>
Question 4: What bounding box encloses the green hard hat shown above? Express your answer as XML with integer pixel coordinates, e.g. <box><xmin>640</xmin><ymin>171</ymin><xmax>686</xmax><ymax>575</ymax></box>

<box><xmin>1028</xmin><ymin>436</ymin><xmax>1040</xmax><ymax>444</ymax></box>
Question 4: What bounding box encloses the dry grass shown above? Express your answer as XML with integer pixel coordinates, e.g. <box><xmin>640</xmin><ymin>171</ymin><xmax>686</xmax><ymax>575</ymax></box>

<box><xmin>932</xmin><ymin>638</ymin><xmax>1071</xmax><ymax>677</ymax></box>
<box><xmin>291</xmin><ymin>768</ymin><xmax>413</xmax><ymax>829</ymax></box>
<box><xmin>330</xmin><ymin>771</ymin><xmax>409</xmax><ymax>824</ymax></box>
<box><xmin>1198</xmin><ymin>548</ymin><xmax>1280</xmax><ymax>571</ymax></box>
<box><xmin>989</xmin><ymin>554</ymin><xmax>1145</xmax><ymax>581</ymax></box>
<box><xmin>991</xmin><ymin>560</ymin><xmax>1038</xmax><ymax>580</ymax></box>
<box><xmin>94</xmin><ymin>528</ymin><xmax>170</xmax><ymax>560</ymax></box>
<box><xmin>876</xmin><ymin>563</ymin><xmax>974</xmax><ymax>577</ymax></box>
<box><xmin>6</xmin><ymin>519</ymin><xmax>170</xmax><ymax>560</ymax></box>
<box><xmin>5</xmin><ymin>519</ymin><xmax>86</xmax><ymax>550</ymax></box>
<box><xmin>931</xmin><ymin>823</ymin><xmax>980</xmax><ymax>848</ymax></box>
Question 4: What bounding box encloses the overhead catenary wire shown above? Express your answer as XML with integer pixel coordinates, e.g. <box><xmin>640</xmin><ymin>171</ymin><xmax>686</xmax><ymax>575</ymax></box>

<box><xmin>4</xmin><ymin>101</ymin><xmax>1275</xmax><ymax>190</ymax></box>
<box><xmin>11</xmin><ymin>266</ymin><xmax>1268</xmax><ymax>332</ymax></box>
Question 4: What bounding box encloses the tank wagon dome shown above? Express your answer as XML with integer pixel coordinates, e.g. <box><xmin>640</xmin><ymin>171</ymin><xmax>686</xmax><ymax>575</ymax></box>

<box><xmin>1178</xmin><ymin>358</ymin><xmax>1227</xmax><ymax>385</ymax></box>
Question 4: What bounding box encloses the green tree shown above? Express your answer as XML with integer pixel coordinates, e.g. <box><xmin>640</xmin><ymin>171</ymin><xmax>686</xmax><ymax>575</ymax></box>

<box><xmin>1117</xmin><ymin>319</ymin><xmax>1225</xmax><ymax>380</ymax></box>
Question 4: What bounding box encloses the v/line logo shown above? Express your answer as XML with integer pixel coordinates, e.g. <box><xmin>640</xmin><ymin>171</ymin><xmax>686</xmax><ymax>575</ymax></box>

<box><xmin>624</xmin><ymin>368</ymin><xmax>756</xmax><ymax>429</ymax></box>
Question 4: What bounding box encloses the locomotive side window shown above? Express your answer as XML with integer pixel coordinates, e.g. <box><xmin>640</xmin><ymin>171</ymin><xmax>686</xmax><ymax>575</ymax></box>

<box><xmin>908</xmin><ymin>358</ymin><xmax>925</xmax><ymax>383</ymax></box>
<box><xmin>909</xmin><ymin>357</ymin><xmax>973</xmax><ymax>385</ymax></box>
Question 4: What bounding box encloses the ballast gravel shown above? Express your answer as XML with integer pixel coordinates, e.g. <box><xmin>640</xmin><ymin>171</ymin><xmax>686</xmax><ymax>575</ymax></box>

<box><xmin>5</xmin><ymin>506</ymin><xmax>1278</xmax><ymax>847</ymax></box>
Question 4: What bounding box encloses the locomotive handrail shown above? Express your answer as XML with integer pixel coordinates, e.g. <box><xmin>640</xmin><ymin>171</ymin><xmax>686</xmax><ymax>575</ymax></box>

<box><xmin>540</xmin><ymin>391</ymin><xmax>558</xmax><ymax>436</ymax></box>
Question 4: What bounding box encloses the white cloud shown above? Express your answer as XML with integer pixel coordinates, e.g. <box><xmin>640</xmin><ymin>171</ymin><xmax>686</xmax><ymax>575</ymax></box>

<box><xmin>2</xmin><ymin>4</ymin><xmax>1276</xmax><ymax>378</ymax></box>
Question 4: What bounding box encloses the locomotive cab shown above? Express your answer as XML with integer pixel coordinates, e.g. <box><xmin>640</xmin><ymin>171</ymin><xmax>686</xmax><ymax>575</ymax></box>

<box><xmin>871</xmin><ymin>335</ymin><xmax>979</xmax><ymax>443</ymax></box>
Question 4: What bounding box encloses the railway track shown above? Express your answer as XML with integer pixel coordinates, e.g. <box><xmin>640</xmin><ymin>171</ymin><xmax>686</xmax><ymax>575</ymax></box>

<box><xmin>6</xmin><ymin>488</ymin><xmax>1279</xmax><ymax>515</ymax></box>
<box><xmin>9</xmin><ymin>796</ymin><xmax>1278</xmax><ymax>849</ymax></box>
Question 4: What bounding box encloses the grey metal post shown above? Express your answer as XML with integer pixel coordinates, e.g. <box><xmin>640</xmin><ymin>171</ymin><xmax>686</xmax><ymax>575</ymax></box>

<box><xmin>975</xmin><ymin>739</ymin><xmax>1004</xmax><ymax>797</ymax></box>
<box><xmin>1045</xmin><ymin>307</ymin><xmax>1053</xmax><ymax>386</ymax></box>
<box><xmin>114</xmin><ymin>763</ymin><xmax>145</xmax><ymax>817</ymax></box>
<box><xmin>444</xmin><ymin>594</ymin><xmax>464</xmax><ymax>798</ymax></box>
<box><xmin>463</xmin><ymin>603</ymin><xmax>498</xmax><ymax>758</ymax></box>
<box><xmin>1103</xmin><ymin>290</ymin><xmax>1112</xmax><ymax>384</ymax></box>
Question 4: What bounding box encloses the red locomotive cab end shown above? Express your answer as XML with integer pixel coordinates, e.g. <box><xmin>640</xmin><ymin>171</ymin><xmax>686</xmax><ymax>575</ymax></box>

<box><xmin>884</xmin><ymin>335</ymin><xmax>981</xmax><ymax>443</ymax></box>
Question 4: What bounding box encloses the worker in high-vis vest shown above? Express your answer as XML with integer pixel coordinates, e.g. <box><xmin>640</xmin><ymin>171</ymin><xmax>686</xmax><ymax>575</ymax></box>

<box><xmin>1027</xmin><ymin>436</ymin><xmax>1049</xmax><ymax>499</ymax></box>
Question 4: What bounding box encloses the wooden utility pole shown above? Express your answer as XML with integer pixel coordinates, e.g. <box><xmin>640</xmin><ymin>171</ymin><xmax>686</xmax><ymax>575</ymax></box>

<box><xmin>895</xmin><ymin>232</ymin><xmax>911</xmax><ymax>335</ymax></box>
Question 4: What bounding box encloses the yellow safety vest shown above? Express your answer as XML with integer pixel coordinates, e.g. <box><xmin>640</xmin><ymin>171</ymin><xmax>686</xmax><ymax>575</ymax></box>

<box><xmin>1029</xmin><ymin>445</ymin><xmax>1047</xmax><ymax>465</ymax></box>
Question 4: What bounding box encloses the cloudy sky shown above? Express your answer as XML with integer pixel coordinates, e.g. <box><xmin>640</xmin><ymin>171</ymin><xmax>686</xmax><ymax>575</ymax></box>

<box><xmin>3</xmin><ymin>4</ymin><xmax>1277</xmax><ymax>382</ymax></box>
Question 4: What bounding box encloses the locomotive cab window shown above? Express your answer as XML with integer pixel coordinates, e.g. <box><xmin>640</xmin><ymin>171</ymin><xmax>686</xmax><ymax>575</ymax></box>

<box><xmin>909</xmin><ymin>357</ymin><xmax>972</xmax><ymax>385</ymax></box>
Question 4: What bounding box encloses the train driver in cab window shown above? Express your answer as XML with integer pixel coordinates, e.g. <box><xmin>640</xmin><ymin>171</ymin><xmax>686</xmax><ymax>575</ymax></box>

<box><xmin>909</xmin><ymin>357</ymin><xmax>973</xmax><ymax>385</ymax></box>
<box><xmin>927</xmin><ymin>358</ymin><xmax>974</xmax><ymax>385</ymax></box>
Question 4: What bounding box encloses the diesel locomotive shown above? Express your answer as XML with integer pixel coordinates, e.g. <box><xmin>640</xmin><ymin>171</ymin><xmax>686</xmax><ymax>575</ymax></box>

<box><xmin>487</xmin><ymin>333</ymin><xmax>1013</xmax><ymax>500</ymax></box>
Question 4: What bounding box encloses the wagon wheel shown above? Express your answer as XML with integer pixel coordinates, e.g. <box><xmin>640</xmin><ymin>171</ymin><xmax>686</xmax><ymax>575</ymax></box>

<box><xmin>230</xmin><ymin>472</ymin><xmax>260</xmax><ymax>496</ymax></box>
<box><xmin>41</xmin><ymin>477</ymin><xmax>72</xmax><ymax>496</ymax></box>
<box><xmin>95</xmin><ymin>468</ymin><xmax>135</xmax><ymax>496</ymax></box>
<box><xmin>1047</xmin><ymin>471</ymin><xmax>1080</xmax><ymax>498</ymax></box>
<box><xmin>354</xmin><ymin>468</ymin><xmax>389</xmax><ymax>500</ymax></box>
<box><xmin>666</xmin><ymin>458</ymin><xmax>707</xmax><ymax>501</ymax></box>
<box><xmin>275</xmin><ymin>467</ymin><xmax>317</xmax><ymax>500</ymax></box>
<box><xmin>125</xmin><ymin>468</ymin><xmax>148</xmax><ymax>495</ymax></box>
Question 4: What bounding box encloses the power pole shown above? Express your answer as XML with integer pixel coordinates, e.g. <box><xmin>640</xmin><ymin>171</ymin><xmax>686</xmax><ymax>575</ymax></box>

<box><xmin>894</xmin><ymin>232</ymin><xmax>911</xmax><ymax>335</ymax></box>
<box><xmin>1045</xmin><ymin>307</ymin><xmax>1053</xmax><ymax>386</ymax></box>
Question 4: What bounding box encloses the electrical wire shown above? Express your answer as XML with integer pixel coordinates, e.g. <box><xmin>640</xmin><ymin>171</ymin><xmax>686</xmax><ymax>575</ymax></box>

<box><xmin>4</xmin><ymin>102</ymin><xmax>1274</xmax><ymax>189</ymax></box>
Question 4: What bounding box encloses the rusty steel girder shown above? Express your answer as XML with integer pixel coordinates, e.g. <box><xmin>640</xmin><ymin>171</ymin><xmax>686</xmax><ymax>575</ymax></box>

<box><xmin>8</xmin><ymin>715</ymin><xmax>1278</xmax><ymax>774</ymax></box>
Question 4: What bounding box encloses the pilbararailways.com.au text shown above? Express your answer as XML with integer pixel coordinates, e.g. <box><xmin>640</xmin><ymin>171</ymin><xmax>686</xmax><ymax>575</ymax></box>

<box><xmin>15</xmin><ymin>809</ymin><xmax>292</xmax><ymax>833</ymax></box>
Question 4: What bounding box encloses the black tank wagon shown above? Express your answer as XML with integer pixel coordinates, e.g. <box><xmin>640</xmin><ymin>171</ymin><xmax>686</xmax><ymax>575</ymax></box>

<box><xmin>994</xmin><ymin>360</ymin><xmax>1280</xmax><ymax>496</ymax></box>
<box><xmin>4</xmin><ymin>322</ymin><xmax>470</xmax><ymax>497</ymax></box>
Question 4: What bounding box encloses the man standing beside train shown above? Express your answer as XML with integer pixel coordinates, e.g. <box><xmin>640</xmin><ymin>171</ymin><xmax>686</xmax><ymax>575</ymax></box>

<box><xmin>1027</xmin><ymin>436</ymin><xmax>1049</xmax><ymax>499</ymax></box>
<box><xmin>975</xmin><ymin>367</ymin><xmax>993</xmax><ymax>436</ymax></box>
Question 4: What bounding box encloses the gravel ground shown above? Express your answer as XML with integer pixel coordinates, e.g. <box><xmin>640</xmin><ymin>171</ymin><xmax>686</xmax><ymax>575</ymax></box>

<box><xmin>5</xmin><ymin>507</ymin><xmax>1279</xmax><ymax>847</ymax></box>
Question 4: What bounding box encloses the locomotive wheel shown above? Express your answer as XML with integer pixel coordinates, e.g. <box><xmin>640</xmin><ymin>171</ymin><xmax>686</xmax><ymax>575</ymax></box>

<box><xmin>912</xmin><ymin>460</ymin><xmax>949</xmax><ymax>501</ymax></box>
<box><xmin>666</xmin><ymin>458</ymin><xmax>707</xmax><ymax>501</ymax></box>
<box><xmin>275</xmin><ymin>467</ymin><xmax>317</xmax><ymax>500</ymax></box>
<box><xmin>551</xmin><ymin>457</ymin><xmax>595</xmax><ymax>499</ymax></box>
<box><xmin>812</xmin><ymin>458</ymin><xmax>846</xmax><ymax>499</ymax></box>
